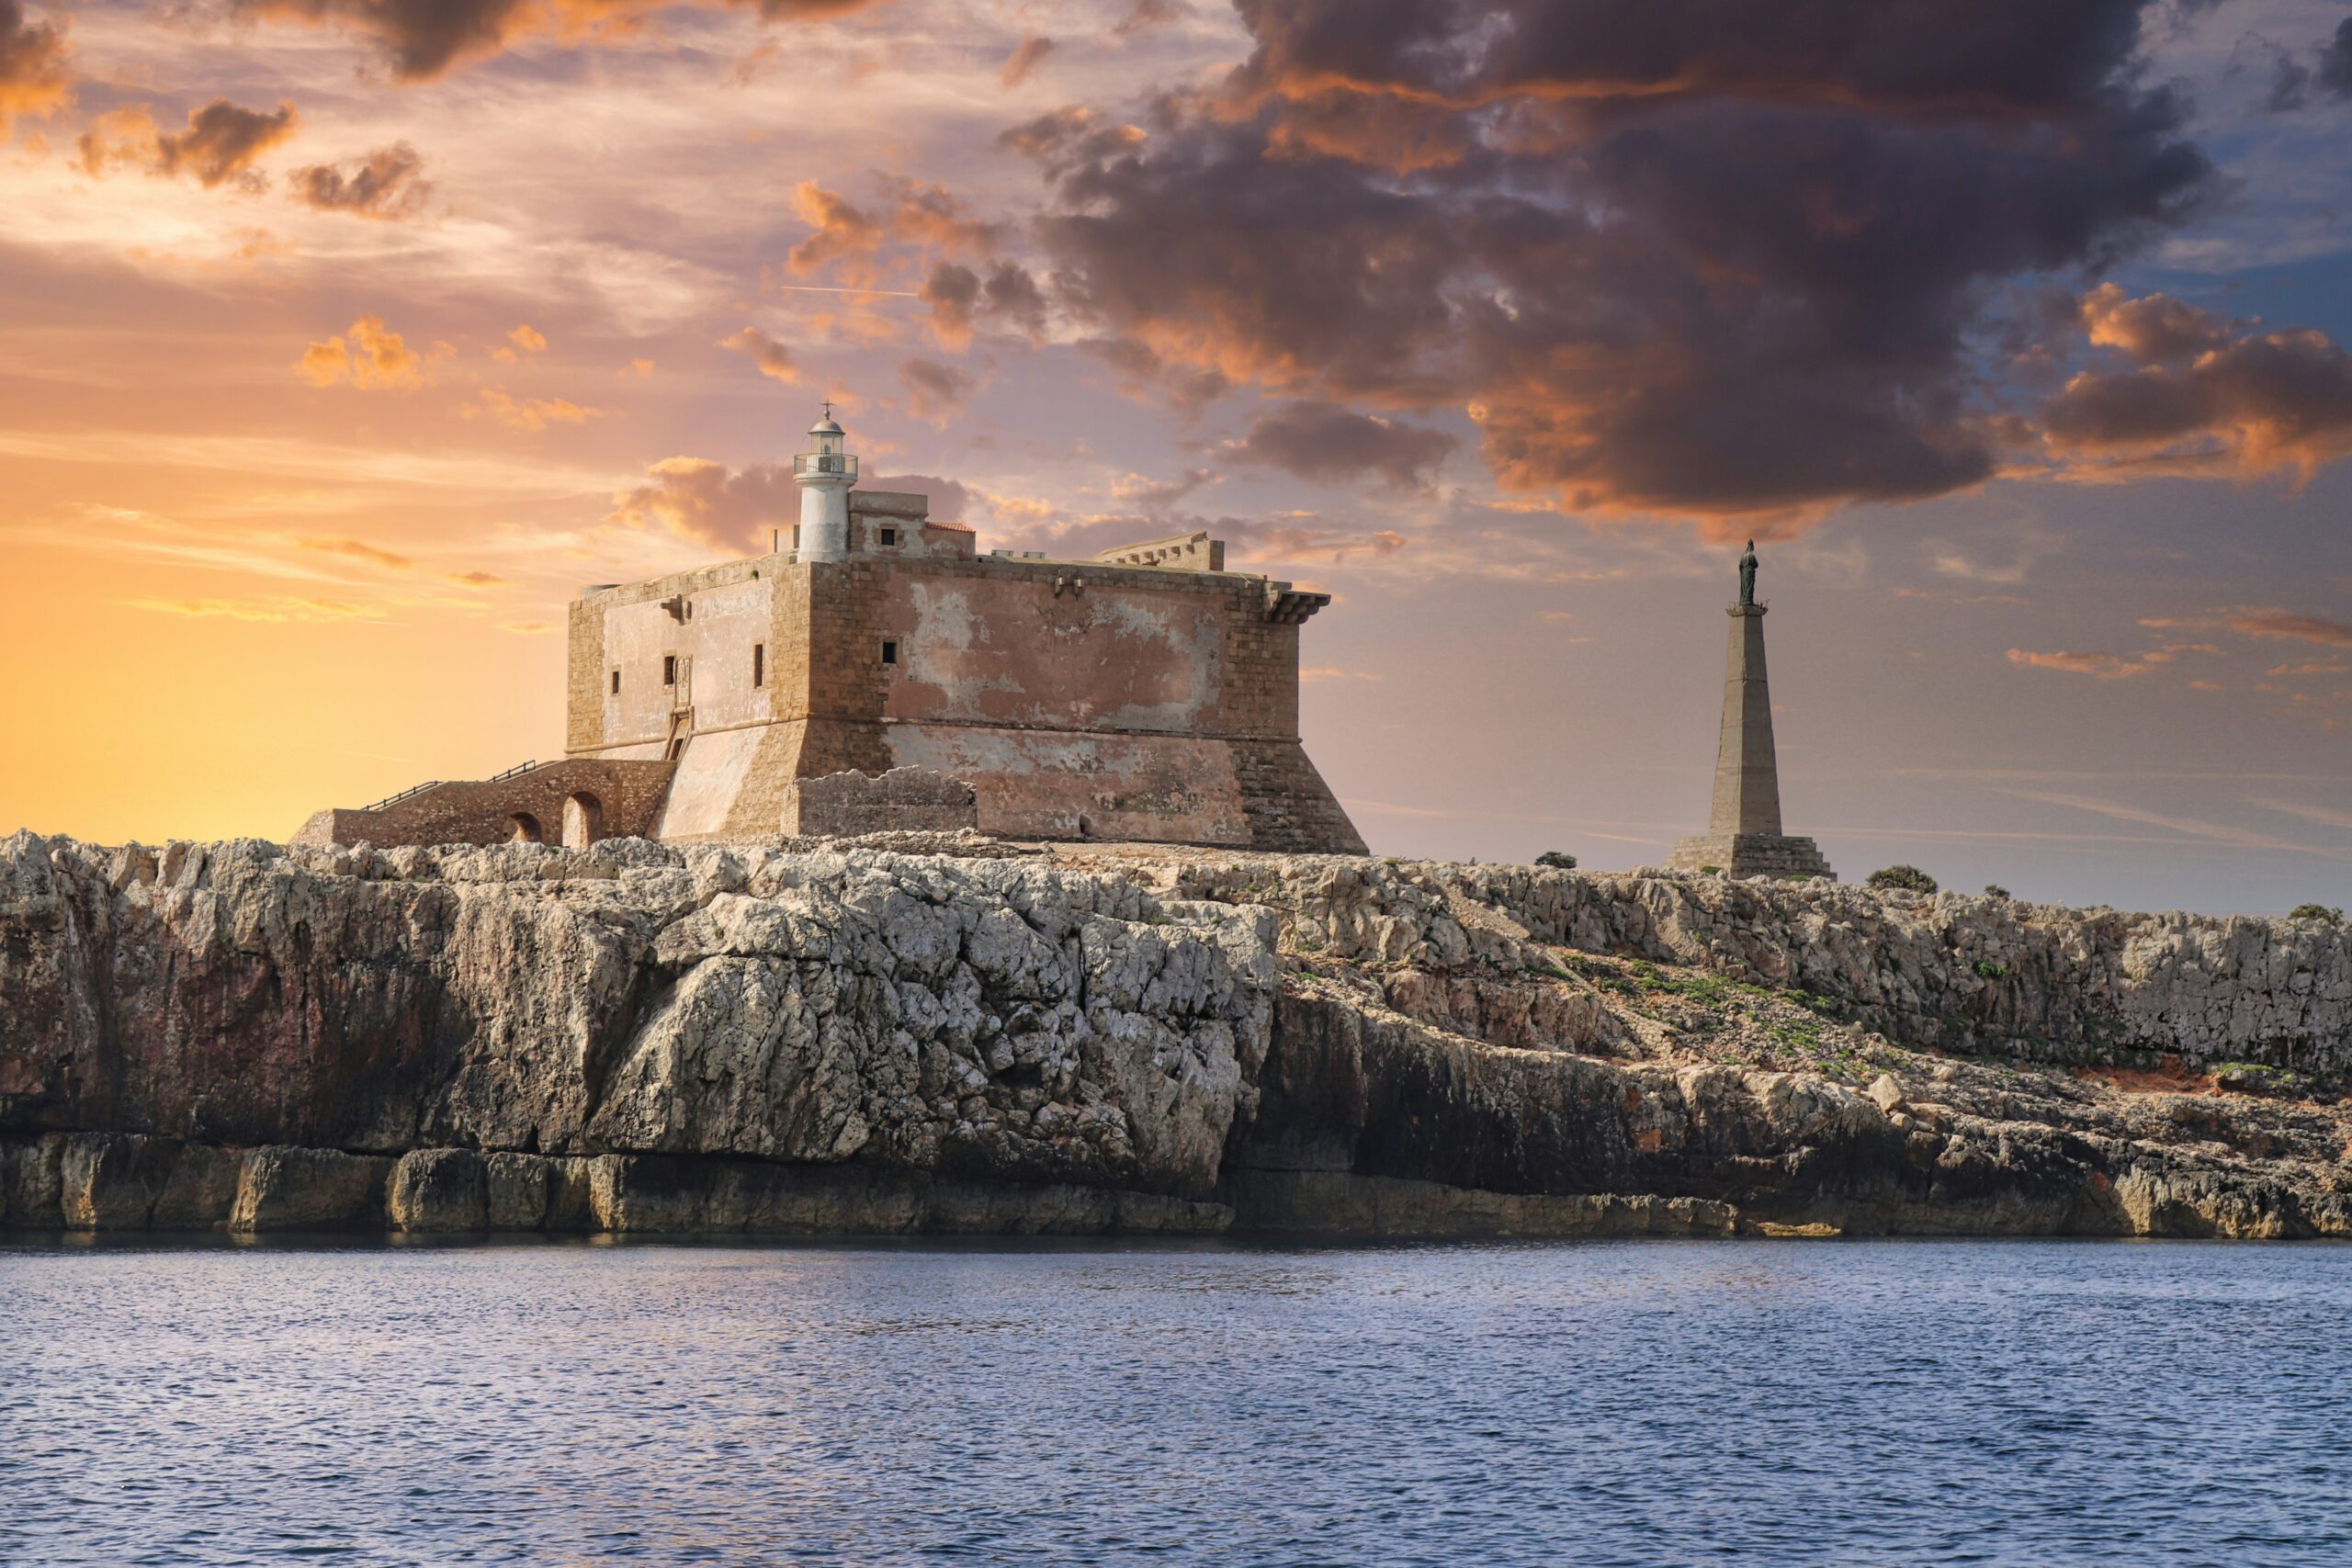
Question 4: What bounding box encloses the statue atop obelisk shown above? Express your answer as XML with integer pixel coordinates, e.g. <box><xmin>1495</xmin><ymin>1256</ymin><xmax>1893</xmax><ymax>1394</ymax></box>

<box><xmin>1667</xmin><ymin>542</ymin><xmax>1836</xmax><ymax>880</ymax></box>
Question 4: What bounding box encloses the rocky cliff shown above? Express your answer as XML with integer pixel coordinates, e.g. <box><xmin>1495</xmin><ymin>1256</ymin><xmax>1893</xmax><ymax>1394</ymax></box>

<box><xmin>4</xmin><ymin>830</ymin><xmax>2347</xmax><ymax>1238</ymax></box>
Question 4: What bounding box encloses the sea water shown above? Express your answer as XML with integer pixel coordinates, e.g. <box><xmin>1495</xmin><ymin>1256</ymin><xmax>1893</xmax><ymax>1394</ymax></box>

<box><xmin>2</xmin><ymin>1237</ymin><xmax>2346</xmax><ymax>1566</ymax></box>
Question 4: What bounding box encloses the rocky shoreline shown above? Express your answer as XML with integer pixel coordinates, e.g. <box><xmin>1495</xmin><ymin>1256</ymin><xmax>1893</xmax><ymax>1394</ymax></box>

<box><xmin>4</xmin><ymin>830</ymin><xmax>2348</xmax><ymax>1239</ymax></box>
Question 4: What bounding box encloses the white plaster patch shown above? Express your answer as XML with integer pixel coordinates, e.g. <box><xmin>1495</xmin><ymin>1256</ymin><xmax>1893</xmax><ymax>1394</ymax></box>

<box><xmin>653</xmin><ymin>727</ymin><xmax>767</xmax><ymax>840</ymax></box>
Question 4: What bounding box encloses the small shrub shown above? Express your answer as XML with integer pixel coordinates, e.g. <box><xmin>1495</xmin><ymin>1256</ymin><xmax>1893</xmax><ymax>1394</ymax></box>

<box><xmin>1983</xmin><ymin>884</ymin><xmax>2012</xmax><ymax>899</ymax></box>
<box><xmin>1867</xmin><ymin>864</ymin><xmax>1939</xmax><ymax>895</ymax></box>
<box><xmin>1700</xmin><ymin>863</ymin><xmax>1724</xmax><ymax>875</ymax></box>
<box><xmin>1973</xmin><ymin>960</ymin><xmax>2007</xmax><ymax>980</ymax></box>
<box><xmin>2287</xmin><ymin>903</ymin><xmax>2343</xmax><ymax>925</ymax></box>
<box><xmin>1535</xmin><ymin>850</ymin><xmax>1577</xmax><ymax>870</ymax></box>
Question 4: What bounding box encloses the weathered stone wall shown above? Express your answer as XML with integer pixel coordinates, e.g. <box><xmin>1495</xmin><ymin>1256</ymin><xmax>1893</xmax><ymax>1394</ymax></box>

<box><xmin>290</xmin><ymin>761</ymin><xmax>676</xmax><ymax>849</ymax></box>
<box><xmin>782</xmin><ymin>768</ymin><xmax>978</xmax><ymax>837</ymax></box>
<box><xmin>568</xmin><ymin>555</ymin><xmax>783</xmax><ymax>759</ymax></box>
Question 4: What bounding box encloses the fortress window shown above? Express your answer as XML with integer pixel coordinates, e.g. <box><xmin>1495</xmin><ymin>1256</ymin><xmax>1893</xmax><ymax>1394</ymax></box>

<box><xmin>662</xmin><ymin>655</ymin><xmax>676</xmax><ymax>686</ymax></box>
<box><xmin>881</xmin><ymin>640</ymin><xmax>899</xmax><ymax>666</ymax></box>
<box><xmin>609</xmin><ymin>670</ymin><xmax>620</xmax><ymax>695</ymax></box>
<box><xmin>752</xmin><ymin>643</ymin><xmax>765</xmax><ymax>688</ymax></box>
<box><xmin>879</xmin><ymin>527</ymin><xmax>898</xmax><ymax>547</ymax></box>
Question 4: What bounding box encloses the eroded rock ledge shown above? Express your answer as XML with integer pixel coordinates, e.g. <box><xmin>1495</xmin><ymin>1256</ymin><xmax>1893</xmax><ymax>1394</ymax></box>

<box><xmin>3</xmin><ymin>832</ymin><xmax>2346</xmax><ymax>1239</ymax></box>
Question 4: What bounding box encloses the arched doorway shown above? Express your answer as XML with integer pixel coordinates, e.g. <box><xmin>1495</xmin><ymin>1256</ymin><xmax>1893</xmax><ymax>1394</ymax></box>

<box><xmin>562</xmin><ymin>793</ymin><xmax>604</xmax><ymax>850</ymax></box>
<box><xmin>508</xmin><ymin>812</ymin><xmax>544</xmax><ymax>843</ymax></box>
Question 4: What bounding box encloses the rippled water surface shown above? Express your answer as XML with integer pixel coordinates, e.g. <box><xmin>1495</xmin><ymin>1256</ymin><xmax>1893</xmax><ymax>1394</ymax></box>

<box><xmin>4</xmin><ymin>1237</ymin><xmax>2349</xmax><ymax>1566</ymax></box>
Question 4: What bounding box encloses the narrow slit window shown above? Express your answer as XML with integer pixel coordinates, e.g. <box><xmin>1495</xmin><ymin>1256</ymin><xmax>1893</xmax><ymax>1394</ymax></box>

<box><xmin>752</xmin><ymin>643</ymin><xmax>765</xmax><ymax>688</ymax></box>
<box><xmin>609</xmin><ymin>670</ymin><xmax>620</xmax><ymax>695</ymax></box>
<box><xmin>881</xmin><ymin>639</ymin><xmax>899</xmax><ymax>667</ymax></box>
<box><xmin>662</xmin><ymin>655</ymin><xmax>677</xmax><ymax>686</ymax></box>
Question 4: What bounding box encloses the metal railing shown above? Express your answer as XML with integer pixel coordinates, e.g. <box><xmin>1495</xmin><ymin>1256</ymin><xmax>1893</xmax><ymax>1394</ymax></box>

<box><xmin>792</xmin><ymin>452</ymin><xmax>858</xmax><ymax>481</ymax></box>
<box><xmin>361</xmin><ymin>759</ymin><xmax>541</xmax><ymax>813</ymax></box>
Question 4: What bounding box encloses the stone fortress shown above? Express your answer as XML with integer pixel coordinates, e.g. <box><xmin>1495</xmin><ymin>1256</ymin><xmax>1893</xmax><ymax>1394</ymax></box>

<box><xmin>297</xmin><ymin>407</ymin><xmax>1367</xmax><ymax>856</ymax></box>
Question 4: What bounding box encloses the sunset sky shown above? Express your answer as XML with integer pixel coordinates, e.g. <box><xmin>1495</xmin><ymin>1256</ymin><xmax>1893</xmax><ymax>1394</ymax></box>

<box><xmin>1</xmin><ymin>0</ymin><xmax>2349</xmax><ymax>913</ymax></box>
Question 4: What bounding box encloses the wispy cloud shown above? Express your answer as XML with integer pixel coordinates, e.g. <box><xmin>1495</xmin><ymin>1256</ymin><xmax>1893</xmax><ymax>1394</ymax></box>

<box><xmin>2004</xmin><ymin>790</ymin><xmax>2350</xmax><ymax>859</ymax></box>
<box><xmin>124</xmin><ymin>595</ymin><xmax>390</xmax><ymax>624</ymax></box>
<box><xmin>2251</xmin><ymin>798</ymin><xmax>2352</xmax><ymax>832</ymax></box>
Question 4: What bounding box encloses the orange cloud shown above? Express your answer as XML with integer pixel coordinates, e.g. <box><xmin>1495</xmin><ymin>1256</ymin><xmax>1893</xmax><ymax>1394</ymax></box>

<box><xmin>719</xmin><ymin>326</ymin><xmax>799</xmax><ymax>383</ymax></box>
<box><xmin>464</xmin><ymin>388</ymin><xmax>605</xmax><ymax>431</ymax></box>
<box><xmin>298</xmin><ymin>536</ymin><xmax>413</xmax><ymax>570</ymax></box>
<box><xmin>300</xmin><ymin>315</ymin><xmax>432</xmax><ymax>389</ymax></box>
<box><xmin>1001</xmin><ymin>35</ymin><xmax>1054</xmax><ymax>89</ymax></box>
<box><xmin>2005</xmin><ymin>641</ymin><xmax>2221</xmax><ymax>680</ymax></box>
<box><xmin>2077</xmin><ymin>283</ymin><xmax>2231</xmax><ymax>365</ymax></box>
<box><xmin>2005</xmin><ymin>649</ymin><xmax>2154</xmax><ymax>680</ymax></box>
<box><xmin>609</xmin><ymin>456</ymin><xmax>795</xmax><ymax>548</ymax></box>
<box><xmin>785</xmin><ymin>176</ymin><xmax>996</xmax><ymax>285</ymax></box>
<box><xmin>787</xmin><ymin>181</ymin><xmax>883</xmax><ymax>275</ymax></box>
<box><xmin>489</xmin><ymin>322</ymin><xmax>548</xmax><ymax>364</ymax></box>
<box><xmin>2228</xmin><ymin>608</ymin><xmax>2352</xmax><ymax>649</ymax></box>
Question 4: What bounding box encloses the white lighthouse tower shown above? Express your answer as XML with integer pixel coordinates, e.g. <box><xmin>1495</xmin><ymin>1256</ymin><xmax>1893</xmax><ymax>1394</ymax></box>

<box><xmin>793</xmin><ymin>402</ymin><xmax>857</xmax><ymax>562</ymax></box>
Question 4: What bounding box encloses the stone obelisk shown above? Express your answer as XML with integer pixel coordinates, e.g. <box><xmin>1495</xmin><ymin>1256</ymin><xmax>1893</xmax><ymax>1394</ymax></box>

<box><xmin>1667</xmin><ymin>542</ymin><xmax>1835</xmax><ymax>880</ymax></box>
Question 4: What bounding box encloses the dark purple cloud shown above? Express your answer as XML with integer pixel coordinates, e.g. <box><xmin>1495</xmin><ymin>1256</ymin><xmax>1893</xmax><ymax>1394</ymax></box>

<box><xmin>900</xmin><ymin>356</ymin><xmax>975</xmax><ymax>420</ymax></box>
<box><xmin>2320</xmin><ymin>17</ymin><xmax>2352</xmax><ymax>100</ymax></box>
<box><xmin>921</xmin><ymin>259</ymin><xmax>1046</xmax><ymax>347</ymax></box>
<box><xmin>79</xmin><ymin>97</ymin><xmax>300</xmax><ymax>189</ymax></box>
<box><xmin>1227</xmin><ymin>400</ymin><xmax>1457</xmax><ymax>490</ymax></box>
<box><xmin>289</xmin><ymin>142</ymin><xmax>430</xmax><ymax>218</ymax></box>
<box><xmin>235</xmin><ymin>0</ymin><xmax>882</xmax><ymax>83</ymax></box>
<box><xmin>1010</xmin><ymin>0</ymin><xmax>2226</xmax><ymax>528</ymax></box>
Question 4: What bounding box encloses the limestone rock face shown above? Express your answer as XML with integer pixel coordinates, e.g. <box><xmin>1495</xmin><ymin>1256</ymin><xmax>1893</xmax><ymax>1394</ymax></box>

<box><xmin>2</xmin><ymin>830</ymin><xmax>2347</xmax><ymax>1237</ymax></box>
<box><xmin>1159</xmin><ymin>855</ymin><xmax>2352</xmax><ymax>1073</ymax></box>
<box><xmin>0</xmin><ymin>833</ymin><xmax>1272</xmax><ymax>1210</ymax></box>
